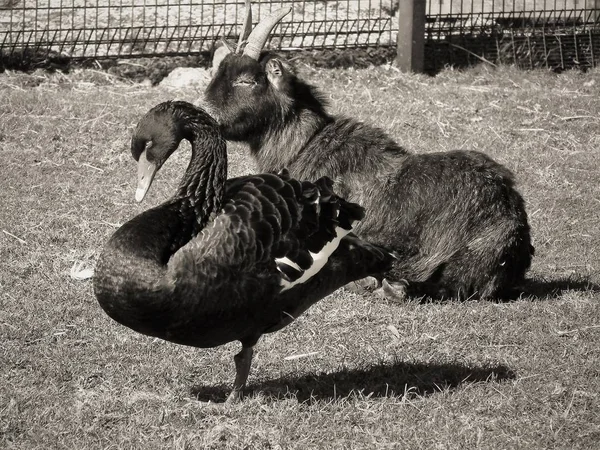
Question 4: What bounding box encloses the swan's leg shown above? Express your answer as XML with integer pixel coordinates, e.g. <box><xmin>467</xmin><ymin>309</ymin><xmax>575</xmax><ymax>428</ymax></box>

<box><xmin>225</xmin><ymin>345</ymin><xmax>254</xmax><ymax>403</ymax></box>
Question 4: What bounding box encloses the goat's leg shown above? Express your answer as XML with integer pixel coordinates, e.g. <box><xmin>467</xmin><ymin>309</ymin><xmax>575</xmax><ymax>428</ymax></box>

<box><xmin>345</xmin><ymin>276</ymin><xmax>381</xmax><ymax>293</ymax></box>
<box><xmin>375</xmin><ymin>278</ymin><xmax>409</xmax><ymax>302</ymax></box>
<box><xmin>226</xmin><ymin>345</ymin><xmax>254</xmax><ymax>403</ymax></box>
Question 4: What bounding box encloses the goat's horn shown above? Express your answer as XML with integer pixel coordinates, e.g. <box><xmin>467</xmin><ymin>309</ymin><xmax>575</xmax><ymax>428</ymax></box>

<box><xmin>235</xmin><ymin>0</ymin><xmax>253</xmax><ymax>54</ymax></box>
<box><xmin>242</xmin><ymin>6</ymin><xmax>291</xmax><ymax>60</ymax></box>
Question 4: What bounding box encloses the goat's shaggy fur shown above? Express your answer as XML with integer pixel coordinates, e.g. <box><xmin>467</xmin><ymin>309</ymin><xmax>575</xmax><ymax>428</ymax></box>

<box><xmin>205</xmin><ymin>54</ymin><xmax>534</xmax><ymax>299</ymax></box>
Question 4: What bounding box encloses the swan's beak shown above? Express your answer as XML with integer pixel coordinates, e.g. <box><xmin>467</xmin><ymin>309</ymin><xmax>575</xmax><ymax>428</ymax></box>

<box><xmin>135</xmin><ymin>150</ymin><xmax>158</xmax><ymax>203</ymax></box>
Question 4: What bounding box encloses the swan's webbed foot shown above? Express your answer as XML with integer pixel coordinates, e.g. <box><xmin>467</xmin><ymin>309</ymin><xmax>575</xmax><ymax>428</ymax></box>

<box><xmin>345</xmin><ymin>276</ymin><xmax>381</xmax><ymax>293</ymax></box>
<box><xmin>225</xmin><ymin>345</ymin><xmax>254</xmax><ymax>404</ymax></box>
<box><xmin>374</xmin><ymin>278</ymin><xmax>409</xmax><ymax>302</ymax></box>
<box><xmin>225</xmin><ymin>388</ymin><xmax>243</xmax><ymax>404</ymax></box>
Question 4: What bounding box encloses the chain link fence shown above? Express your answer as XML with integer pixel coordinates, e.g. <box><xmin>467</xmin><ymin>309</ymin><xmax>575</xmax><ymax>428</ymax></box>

<box><xmin>1</xmin><ymin>0</ymin><xmax>599</xmax><ymax>70</ymax></box>
<box><xmin>0</xmin><ymin>1</ymin><xmax>396</xmax><ymax>59</ymax></box>
<box><xmin>425</xmin><ymin>0</ymin><xmax>600</xmax><ymax>70</ymax></box>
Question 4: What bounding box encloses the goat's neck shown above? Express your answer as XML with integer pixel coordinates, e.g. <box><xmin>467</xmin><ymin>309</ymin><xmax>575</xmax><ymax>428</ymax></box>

<box><xmin>250</xmin><ymin>109</ymin><xmax>329</xmax><ymax>173</ymax></box>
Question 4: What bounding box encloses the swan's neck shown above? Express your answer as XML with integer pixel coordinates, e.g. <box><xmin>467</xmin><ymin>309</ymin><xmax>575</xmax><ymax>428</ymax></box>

<box><xmin>175</xmin><ymin>121</ymin><xmax>228</xmax><ymax>232</ymax></box>
<box><xmin>94</xmin><ymin>120</ymin><xmax>228</xmax><ymax>337</ymax></box>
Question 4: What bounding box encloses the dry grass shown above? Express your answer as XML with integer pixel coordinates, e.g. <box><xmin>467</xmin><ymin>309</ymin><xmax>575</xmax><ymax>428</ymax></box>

<box><xmin>1</xmin><ymin>64</ymin><xmax>599</xmax><ymax>449</ymax></box>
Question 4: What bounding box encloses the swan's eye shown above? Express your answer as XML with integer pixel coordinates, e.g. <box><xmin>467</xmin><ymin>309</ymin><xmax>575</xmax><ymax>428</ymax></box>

<box><xmin>233</xmin><ymin>76</ymin><xmax>256</xmax><ymax>88</ymax></box>
<box><xmin>145</xmin><ymin>140</ymin><xmax>153</xmax><ymax>150</ymax></box>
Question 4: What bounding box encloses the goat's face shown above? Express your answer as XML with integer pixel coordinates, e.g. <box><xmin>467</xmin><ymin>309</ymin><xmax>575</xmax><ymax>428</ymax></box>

<box><xmin>205</xmin><ymin>54</ymin><xmax>296</xmax><ymax>141</ymax></box>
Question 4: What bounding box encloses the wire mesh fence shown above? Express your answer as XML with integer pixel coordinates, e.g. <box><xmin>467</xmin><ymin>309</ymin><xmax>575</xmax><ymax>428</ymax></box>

<box><xmin>0</xmin><ymin>1</ymin><xmax>397</xmax><ymax>60</ymax></box>
<box><xmin>427</xmin><ymin>0</ymin><xmax>599</xmax><ymax>33</ymax></box>
<box><xmin>1</xmin><ymin>0</ymin><xmax>599</xmax><ymax>70</ymax></box>
<box><xmin>425</xmin><ymin>0</ymin><xmax>600</xmax><ymax>71</ymax></box>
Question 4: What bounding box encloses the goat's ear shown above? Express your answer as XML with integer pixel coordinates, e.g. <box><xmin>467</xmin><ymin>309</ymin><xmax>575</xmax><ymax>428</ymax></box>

<box><xmin>210</xmin><ymin>39</ymin><xmax>234</xmax><ymax>76</ymax></box>
<box><xmin>265</xmin><ymin>58</ymin><xmax>287</xmax><ymax>91</ymax></box>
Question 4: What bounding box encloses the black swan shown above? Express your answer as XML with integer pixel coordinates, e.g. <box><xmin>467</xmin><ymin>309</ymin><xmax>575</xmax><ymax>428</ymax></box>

<box><xmin>93</xmin><ymin>101</ymin><xmax>397</xmax><ymax>402</ymax></box>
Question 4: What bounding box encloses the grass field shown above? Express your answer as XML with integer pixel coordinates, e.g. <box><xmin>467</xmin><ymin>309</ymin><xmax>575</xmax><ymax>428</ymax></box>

<box><xmin>1</xmin><ymin>63</ymin><xmax>599</xmax><ymax>449</ymax></box>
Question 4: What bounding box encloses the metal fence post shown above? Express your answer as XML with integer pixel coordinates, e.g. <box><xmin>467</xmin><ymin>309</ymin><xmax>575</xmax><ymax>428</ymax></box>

<box><xmin>396</xmin><ymin>0</ymin><xmax>426</xmax><ymax>72</ymax></box>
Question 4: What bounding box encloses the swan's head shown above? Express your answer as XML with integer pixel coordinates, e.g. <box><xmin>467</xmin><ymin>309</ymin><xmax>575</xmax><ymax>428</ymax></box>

<box><xmin>130</xmin><ymin>103</ymin><xmax>185</xmax><ymax>202</ymax></box>
<box><xmin>131</xmin><ymin>101</ymin><xmax>221</xmax><ymax>202</ymax></box>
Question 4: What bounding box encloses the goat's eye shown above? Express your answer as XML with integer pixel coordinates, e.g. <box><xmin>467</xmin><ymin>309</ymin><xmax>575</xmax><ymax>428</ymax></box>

<box><xmin>233</xmin><ymin>77</ymin><xmax>256</xmax><ymax>87</ymax></box>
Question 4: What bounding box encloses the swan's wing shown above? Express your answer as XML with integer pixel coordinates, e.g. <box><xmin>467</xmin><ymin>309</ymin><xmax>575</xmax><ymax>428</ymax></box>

<box><xmin>169</xmin><ymin>172</ymin><xmax>366</xmax><ymax>290</ymax></box>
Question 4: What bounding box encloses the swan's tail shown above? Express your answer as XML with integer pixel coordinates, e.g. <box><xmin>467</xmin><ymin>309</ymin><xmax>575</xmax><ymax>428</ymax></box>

<box><xmin>316</xmin><ymin>176</ymin><xmax>398</xmax><ymax>284</ymax></box>
<box><xmin>276</xmin><ymin>173</ymin><xmax>383</xmax><ymax>291</ymax></box>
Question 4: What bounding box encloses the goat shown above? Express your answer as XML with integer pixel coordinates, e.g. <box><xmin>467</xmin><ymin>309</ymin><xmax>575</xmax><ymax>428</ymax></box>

<box><xmin>204</xmin><ymin>5</ymin><xmax>534</xmax><ymax>300</ymax></box>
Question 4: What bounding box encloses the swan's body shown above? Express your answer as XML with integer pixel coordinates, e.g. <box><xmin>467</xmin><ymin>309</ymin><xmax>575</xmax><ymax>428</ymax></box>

<box><xmin>93</xmin><ymin>101</ymin><xmax>397</xmax><ymax>401</ymax></box>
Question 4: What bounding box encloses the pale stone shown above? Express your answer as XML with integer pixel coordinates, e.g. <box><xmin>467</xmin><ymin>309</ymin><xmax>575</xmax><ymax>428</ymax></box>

<box><xmin>159</xmin><ymin>67</ymin><xmax>211</xmax><ymax>89</ymax></box>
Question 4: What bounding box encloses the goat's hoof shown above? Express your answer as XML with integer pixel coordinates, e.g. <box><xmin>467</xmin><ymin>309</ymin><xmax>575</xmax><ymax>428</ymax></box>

<box><xmin>375</xmin><ymin>278</ymin><xmax>408</xmax><ymax>302</ymax></box>
<box><xmin>345</xmin><ymin>276</ymin><xmax>380</xmax><ymax>293</ymax></box>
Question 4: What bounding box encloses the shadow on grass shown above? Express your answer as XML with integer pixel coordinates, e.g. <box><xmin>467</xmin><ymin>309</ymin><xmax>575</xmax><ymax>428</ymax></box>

<box><xmin>520</xmin><ymin>276</ymin><xmax>600</xmax><ymax>300</ymax></box>
<box><xmin>401</xmin><ymin>275</ymin><xmax>600</xmax><ymax>304</ymax></box>
<box><xmin>191</xmin><ymin>361</ymin><xmax>514</xmax><ymax>404</ymax></box>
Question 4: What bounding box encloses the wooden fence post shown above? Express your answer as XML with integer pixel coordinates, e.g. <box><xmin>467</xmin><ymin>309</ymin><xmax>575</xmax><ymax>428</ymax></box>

<box><xmin>396</xmin><ymin>0</ymin><xmax>426</xmax><ymax>73</ymax></box>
